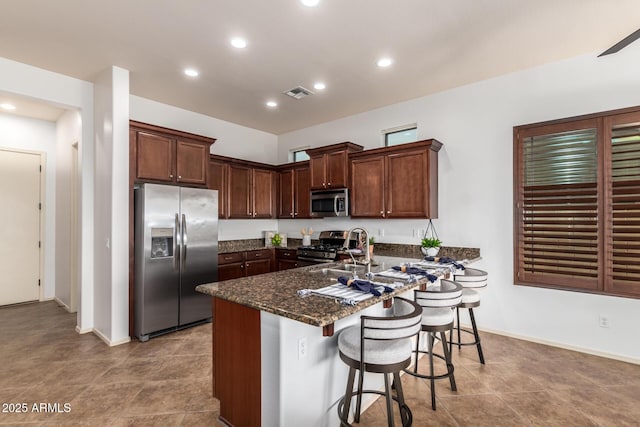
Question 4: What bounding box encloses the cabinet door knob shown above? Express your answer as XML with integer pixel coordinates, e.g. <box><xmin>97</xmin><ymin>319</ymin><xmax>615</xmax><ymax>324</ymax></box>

<box><xmin>386</xmin><ymin>210</ymin><xmax>391</xmax><ymax>214</ymax></box>
<box><xmin>169</xmin><ymin>174</ymin><xmax>174</xmax><ymax>178</ymax></box>
<box><xmin>178</xmin><ymin>175</ymin><xmax>182</xmax><ymax>179</ymax></box>
<box><xmin>294</xmin><ymin>212</ymin><xmax>298</xmax><ymax>216</ymax></box>
<box><xmin>327</xmin><ymin>182</ymin><xmax>331</xmax><ymax>186</ymax></box>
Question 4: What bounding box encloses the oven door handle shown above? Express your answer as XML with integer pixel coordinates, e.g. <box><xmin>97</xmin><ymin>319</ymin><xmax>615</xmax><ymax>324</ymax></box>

<box><xmin>334</xmin><ymin>195</ymin><xmax>340</xmax><ymax>216</ymax></box>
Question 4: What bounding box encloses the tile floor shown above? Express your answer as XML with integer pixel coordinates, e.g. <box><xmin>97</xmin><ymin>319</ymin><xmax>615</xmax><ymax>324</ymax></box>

<box><xmin>0</xmin><ymin>301</ymin><xmax>220</xmax><ymax>426</ymax></box>
<box><xmin>1</xmin><ymin>301</ymin><xmax>640</xmax><ymax>426</ymax></box>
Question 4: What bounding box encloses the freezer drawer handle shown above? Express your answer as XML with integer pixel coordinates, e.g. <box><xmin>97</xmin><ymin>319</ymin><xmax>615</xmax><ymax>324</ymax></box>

<box><xmin>173</xmin><ymin>213</ymin><xmax>180</xmax><ymax>271</ymax></box>
<box><xmin>181</xmin><ymin>213</ymin><xmax>187</xmax><ymax>270</ymax></box>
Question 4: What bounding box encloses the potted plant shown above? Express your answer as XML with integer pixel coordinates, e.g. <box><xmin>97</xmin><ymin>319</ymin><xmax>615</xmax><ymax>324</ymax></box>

<box><xmin>271</xmin><ymin>233</ymin><xmax>282</xmax><ymax>247</ymax></box>
<box><xmin>368</xmin><ymin>236</ymin><xmax>375</xmax><ymax>257</ymax></box>
<box><xmin>421</xmin><ymin>237</ymin><xmax>441</xmax><ymax>257</ymax></box>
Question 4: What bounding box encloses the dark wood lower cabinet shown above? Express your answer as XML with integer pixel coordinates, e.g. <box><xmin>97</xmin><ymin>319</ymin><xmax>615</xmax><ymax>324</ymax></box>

<box><xmin>218</xmin><ymin>249</ymin><xmax>273</xmax><ymax>281</ymax></box>
<box><xmin>213</xmin><ymin>298</ymin><xmax>261</xmax><ymax>426</ymax></box>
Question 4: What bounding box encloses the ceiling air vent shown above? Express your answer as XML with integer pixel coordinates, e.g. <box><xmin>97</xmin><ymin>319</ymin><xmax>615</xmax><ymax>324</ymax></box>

<box><xmin>284</xmin><ymin>86</ymin><xmax>314</xmax><ymax>100</ymax></box>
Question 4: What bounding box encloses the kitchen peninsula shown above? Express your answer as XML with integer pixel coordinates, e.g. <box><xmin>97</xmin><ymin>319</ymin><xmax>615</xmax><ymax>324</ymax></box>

<box><xmin>196</xmin><ymin>255</ymin><xmax>473</xmax><ymax>426</ymax></box>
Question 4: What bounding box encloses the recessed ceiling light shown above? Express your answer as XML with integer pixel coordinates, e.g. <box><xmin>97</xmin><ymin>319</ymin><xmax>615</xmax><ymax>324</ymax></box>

<box><xmin>0</xmin><ymin>103</ymin><xmax>16</xmax><ymax>110</ymax></box>
<box><xmin>266</xmin><ymin>101</ymin><xmax>278</xmax><ymax>108</ymax></box>
<box><xmin>313</xmin><ymin>82</ymin><xmax>326</xmax><ymax>90</ymax></box>
<box><xmin>230</xmin><ymin>38</ymin><xmax>248</xmax><ymax>49</ymax></box>
<box><xmin>377</xmin><ymin>58</ymin><xmax>393</xmax><ymax>68</ymax></box>
<box><xmin>301</xmin><ymin>0</ymin><xmax>320</xmax><ymax>6</ymax></box>
<box><xmin>184</xmin><ymin>68</ymin><xmax>199</xmax><ymax>77</ymax></box>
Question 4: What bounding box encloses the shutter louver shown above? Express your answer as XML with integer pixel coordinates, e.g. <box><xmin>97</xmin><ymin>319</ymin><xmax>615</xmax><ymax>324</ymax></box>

<box><xmin>520</xmin><ymin>129</ymin><xmax>599</xmax><ymax>289</ymax></box>
<box><xmin>610</xmin><ymin>123</ymin><xmax>640</xmax><ymax>289</ymax></box>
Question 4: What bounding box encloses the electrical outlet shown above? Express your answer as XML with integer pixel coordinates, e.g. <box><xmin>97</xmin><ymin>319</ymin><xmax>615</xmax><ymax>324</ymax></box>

<box><xmin>599</xmin><ymin>315</ymin><xmax>609</xmax><ymax>328</ymax></box>
<box><xmin>378</xmin><ymin>228</ymin><xmax>385</xmax><ymax>237</ymax></box>
<box><xmin>298</xmin><ymin>337</ymin><xmax>307</xmax><ymax>360</ymax></box>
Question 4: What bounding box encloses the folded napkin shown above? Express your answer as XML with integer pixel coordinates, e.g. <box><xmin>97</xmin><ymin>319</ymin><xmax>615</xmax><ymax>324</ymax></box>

<box><xmin>337</xmin><ymin>276</ymin><xmax>393</xmax><ymax>296</ymax></box>
<box><xmin>392</xmin><ymin>266</ymin><xmax>439</xmax><ymax>282</ymax></box>
<box><xmin>423</xmin><ymin>256</ymin><xmax>465</xmax><ymax>270</ymax></box>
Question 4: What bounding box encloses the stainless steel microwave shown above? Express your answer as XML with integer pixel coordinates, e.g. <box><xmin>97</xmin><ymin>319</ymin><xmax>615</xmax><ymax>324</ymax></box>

<box><xmin>310</xmin><ymin>189</ymin><xmax>349</xmax><ymax>218</ymax></box>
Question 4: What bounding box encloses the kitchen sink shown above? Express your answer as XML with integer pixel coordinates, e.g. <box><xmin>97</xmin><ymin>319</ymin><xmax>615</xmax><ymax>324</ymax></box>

<box><xmin>307</xmin><ymin>266</ymin><xmax>404</xmax><ymax>285</ymax></box>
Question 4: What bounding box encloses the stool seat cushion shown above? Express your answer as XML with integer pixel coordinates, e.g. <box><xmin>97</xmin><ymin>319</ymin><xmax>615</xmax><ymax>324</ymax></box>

<box><xmin>421</xmin><ymin>307</ymin><xmax>455</xmax><ymax>326</ymax></box>
<box><xmin>338</xmin><ymin>325</ymin><xmax>412</xmax><ymax>366</ymax></box>
<box><xmin>454</xmin><ymin>268</ymin><xmax>488</xmax><ymax>289</ymax></box>
<box><xmin>461</xmin><ymin>288</ymin><xmax>481</xmax><ymax>304</ymax></box>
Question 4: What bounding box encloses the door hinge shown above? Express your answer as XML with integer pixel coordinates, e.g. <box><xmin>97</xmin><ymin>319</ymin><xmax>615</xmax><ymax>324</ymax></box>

<box><xmin>38</xmin><ymin>241</ymin><xmax>41</xmax><ymax>248</ymax></box>
<box><xmin>38</xmin><ymin>279</ymin><xmax>41</xmax><ymax>287</ymax></box>
<box><xmin>39</xmin><ymin>202</ymin><xmax>42</xmax><ymax>210</ymax></box>
<box><xmin>39</xmin><ymin>165</ymin><xmax>42</xmax><ymax>172</ymax></box>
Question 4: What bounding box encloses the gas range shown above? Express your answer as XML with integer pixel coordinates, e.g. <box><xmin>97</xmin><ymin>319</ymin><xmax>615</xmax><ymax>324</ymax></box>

<box><xmin>297</xmin><ymin>230</ymin><xmax>361</xmax><ymax>263</ymax></box>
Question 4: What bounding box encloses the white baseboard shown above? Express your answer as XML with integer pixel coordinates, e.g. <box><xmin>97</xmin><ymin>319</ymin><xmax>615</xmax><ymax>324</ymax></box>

<box><xmin>75</xmin><ymin>325</ymin><xmax>93</xmax><ymax>334</ymax></box>
<box><xmin>54</xmin><ymin>297</ymin><xmax>72</xmax><ymax>312</ymax></box>
<box><xmin>476</xmin><ymin>325</ymin><xmax>640</xmax><ymax>366</ymax></box>
<box><xmin>92</xmin><ymin>328</ymin><xmax>131</xmax><ymax>347</ymax></box>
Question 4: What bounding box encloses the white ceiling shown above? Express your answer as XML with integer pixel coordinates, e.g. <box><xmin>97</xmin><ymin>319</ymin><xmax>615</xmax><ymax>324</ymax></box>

<box><xmin>1</xmin><ymin>0</ymin><xmax>640</xmax><ymax>133</ymax></box>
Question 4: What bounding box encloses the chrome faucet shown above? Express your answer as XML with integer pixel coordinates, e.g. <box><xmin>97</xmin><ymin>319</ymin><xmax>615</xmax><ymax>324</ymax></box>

<box><xmin>343</xmin><ymin>227</ymin><xmax>372</xmax><ymax>278</ymax></box>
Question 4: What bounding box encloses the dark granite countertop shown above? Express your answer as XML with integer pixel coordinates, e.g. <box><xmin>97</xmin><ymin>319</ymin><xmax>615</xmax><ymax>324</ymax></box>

<box><xmin>196</xmin><ymin>255</ymin><xmax>479</xmax><ymax>328</ymax></box>
<box><xmin>218</xmin><ymin>238</ymin><xmax>480</xmax><ymax>261</ymax></box>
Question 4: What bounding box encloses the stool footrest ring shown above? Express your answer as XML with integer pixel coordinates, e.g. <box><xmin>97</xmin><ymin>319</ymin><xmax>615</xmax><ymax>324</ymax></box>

<box><xmin>337</xmin><ymin>389</ymin><xmax>412</xmax><ymax>427</ymax></box>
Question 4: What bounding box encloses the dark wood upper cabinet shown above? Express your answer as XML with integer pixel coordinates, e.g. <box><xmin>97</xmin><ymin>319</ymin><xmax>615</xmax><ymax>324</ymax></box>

<box><xmin>208</xmin><ymin>157</ymin><xmax>228</xmax><ymax>219</ymax></box>
<box><xmin>278</xmin><ymin>169</ymin><xmax>295</xmax><ymax>218</ymax></box>
<box><xmin>253</xmin><ymin>168</ymin><xmax>276</xmax><ymax>218</ymax></box>
<box><xmin>176</xmin><ymin>140</ymin><xmax>208</xmax><ymax>184</ymax></box>
<box><xmin>350</xmin><ymin>155</ymin><xmax>386</xmax><ymax>218</ymax></box>
<box><xmin>278</xmin><ymin>163</ymin><xmax>311</xmax><ymax>219</ymax></box>
<box><xmin>294</xmin><ymin>166</ymin><xmax>311</xmax><ymax>218</ymax></box>
<box><xmin>228</xmin><ymin>164</ymin><xmax>253</xmax><ymax>219</ymax></box>
<box><xmin>227</xmin><ymin>162</ymin><xmax>276</xmax><ymax>219</ymax></box>
<box><xmin>350</xmin><ymin>139</ymin><xmax>442</xmax><ymax>219</ymax></box>
<box><xmin>136</xmin><ymin>131</ymin><xmax>174</xmax><ymax>182</ymax></box>
<box><xmin>306</xmin><ymin>142</ymin><xmax>363</xmax><ymax>190</ymax></box>
<box><xmin>130</xmin><ymin>121</ymin><xmax>215</xmax><ymax>187</ymax></box>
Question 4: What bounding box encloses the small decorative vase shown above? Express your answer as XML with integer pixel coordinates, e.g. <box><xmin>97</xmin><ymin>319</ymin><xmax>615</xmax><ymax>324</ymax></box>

<box><xmin>302</xmin><ymin>235</ymin><xmax>311</xmax><ymax>246</ymax></box>
<box><xmin>421</xmin><ymin>246</ymin><xmax>439</xmax><ymax>257</ymax></box>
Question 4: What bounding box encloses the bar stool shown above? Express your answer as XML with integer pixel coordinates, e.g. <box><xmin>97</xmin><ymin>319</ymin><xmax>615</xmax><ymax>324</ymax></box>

<box><xmin>405</xmin><ymin>279</ymin><xmax>462</xmax><ymax>410</ymax></box>
<box><xmin>449</xmin><ymin>268</ymin><xmax>488</xmax><ymax>364</ymax></box>
<box><xmin>337</xmin><ymin>297</ymin><xmax>422</xmax><ymax>427</ymax></box>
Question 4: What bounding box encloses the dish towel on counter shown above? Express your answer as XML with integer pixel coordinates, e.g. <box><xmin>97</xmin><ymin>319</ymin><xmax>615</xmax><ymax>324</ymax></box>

<box><xmin>337</xmin><ymin>276</ymin><xmax>394</xmax><ymax>296</ymax></box>
<box><xmin>391</xmin><ymin>266</ymin><xmax>438</xmax><ymax>282</ymax></box>
<box><xmin>423</xmin><ymin>256</ymin><xmax>466</xmax><ymax>270</ymax></box>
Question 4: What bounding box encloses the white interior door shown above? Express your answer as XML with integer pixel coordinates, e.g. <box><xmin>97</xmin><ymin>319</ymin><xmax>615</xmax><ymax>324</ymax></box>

<box><xmin>0</xmin><ymin>148</ymin><xmax>41</xmax><ymax>305</ymax></box>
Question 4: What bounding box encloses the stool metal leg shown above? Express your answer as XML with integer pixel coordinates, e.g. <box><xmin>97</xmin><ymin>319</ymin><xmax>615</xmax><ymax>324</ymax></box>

<box><xmin>383</xmin><ymin>373</ymin><xmax>395</xmax><ymax>427</ymax></box>
<box><xmin>440</xmin><ymin>330</ymin><xmax>456</xmax><ymax>392</ymax></box>
<box><xmin>427</xmin><ymin>332</ymin><xmax>436</xmax><ymax>410</ymax></box>
<box><xmin>354</xmin><ymin>366</ymin><xmax>364</xmax><ymax>422</ymax></box>
<box><xmin>393</xmin><ymin>371</ymin><xmax>411</xmax><ymax>426</ymax></box>
<box><xmin>468</xmin><ymin>308</ymin><xmax>485</xmax><ymax>364</ymax></box>
<box><xmin>413</xmin><ymin>330</ymin><xmax>421</xmax><ymax>374</ymax></box>
<box><xmin>456</xmin><ymin>307</ymin><xmax>462</xmax><ymax>350</ymax></box>
<box><xmin>340</xmin><ymin>367</ymin><xmax>357</xmax><ymax>426</ymax></box>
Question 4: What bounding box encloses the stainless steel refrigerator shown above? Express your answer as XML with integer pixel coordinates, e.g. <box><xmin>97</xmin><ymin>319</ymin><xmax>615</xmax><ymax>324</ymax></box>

<box><xmin>134</xmin><ymin>183</ymin><xmax>218</xmax><ymax>341</ymax></box>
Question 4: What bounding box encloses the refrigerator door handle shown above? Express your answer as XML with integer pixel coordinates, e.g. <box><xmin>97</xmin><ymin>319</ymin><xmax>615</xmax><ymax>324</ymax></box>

<box><xmin>181</xmin><ymin>213</ymin><xmax>187</xmax><ymax>270</ymax></box>
<box><xmin>173</xmin><ymin>213</ymin><xmax>180</xmax><ymax>271</ymax></box>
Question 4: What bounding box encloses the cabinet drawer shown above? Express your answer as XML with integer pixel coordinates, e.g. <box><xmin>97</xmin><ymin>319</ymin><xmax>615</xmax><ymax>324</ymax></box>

<box><xmin>219</xmin><ymin>252</ymin><xmax>244</xmax><ymax>265</ymax></box>
<box><xmin>246</xmin><ymin>249</ymin><xmax>272</xmax><ymax>260</ymax></box>
<box><xmin>275</xmin><ymin>249</ymin><xmax>297</xmax><ymax>260</ymax></box>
